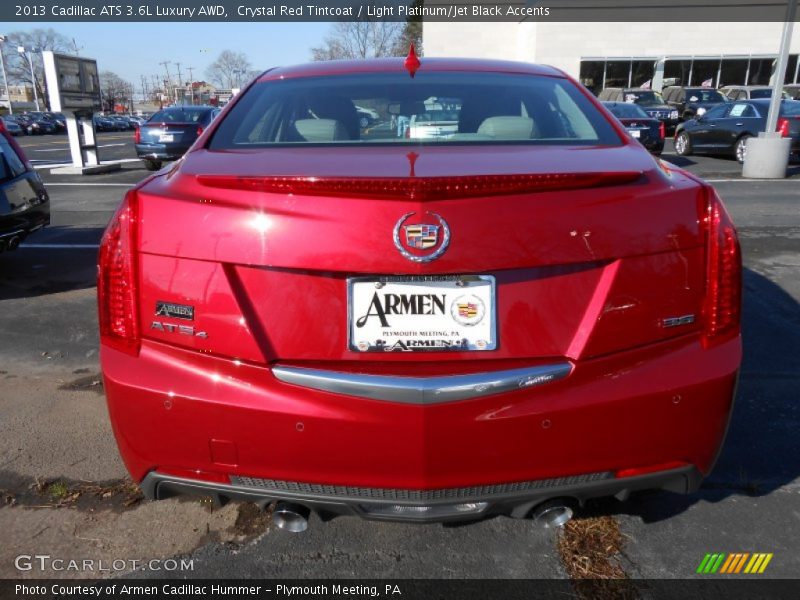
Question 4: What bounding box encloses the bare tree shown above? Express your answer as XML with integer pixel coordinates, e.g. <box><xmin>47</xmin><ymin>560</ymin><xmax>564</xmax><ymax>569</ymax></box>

<box><xmin>4</xmin><ymin>28</ymin><xmax>72</xmax><ymax>109</ymax></box>
<box><xmin>393</xmin><ymin>0</ymin><xmax>424</xmax><ymax>57</ymax></box>
<box><xmin>205</xmin><ymin>50</ymin><xmax>253</xmax><ymax>89</ymax></box>
<box><xmin>100</xmin><ymin>71</ymin><xmax>132</xmax><ymax>112</ymax></box>
<box><xmin>311</xmin><ymin>22</ymin><xmax>406</xmax><ymax>61</ymax></box>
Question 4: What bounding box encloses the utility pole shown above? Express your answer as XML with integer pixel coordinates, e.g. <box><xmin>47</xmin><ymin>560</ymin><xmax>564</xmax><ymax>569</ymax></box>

<box><xmin>140</xmin><ymin>75</ymin><xmax>148</xmax><ymax>107</ymax></box>
<box><xmin>159</xmin><ymin>61</ymin><xmax>172</xmax><ymax>105</ymax></box>
<box><xmin>0</xmin><ymin>35</ymin><xmax>11</xmax><ymax>114</ymax></box>
<box><xmin>186</xmin><ymin>66</ymin><xmax>195</xmax><ymax>105</ymax></box>
<box><xmin>175</xmin><ymin>62</ymin><xmax>183</xmax><ymax>104</ymax></box>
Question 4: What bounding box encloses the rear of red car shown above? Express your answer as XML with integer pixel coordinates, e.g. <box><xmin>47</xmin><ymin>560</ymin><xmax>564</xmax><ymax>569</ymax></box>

<box><xmin>99</xmin><ymin>59</ymin><xmax>741</xmax><ymax>525</ymax></box>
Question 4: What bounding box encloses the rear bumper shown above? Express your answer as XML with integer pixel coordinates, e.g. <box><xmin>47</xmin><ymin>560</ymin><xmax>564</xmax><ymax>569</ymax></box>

<box><xmin>141</xmin><ymin>464</ymin><xmax>703</xmax><ymax>523</ymax></box>
<box><xmin>103</xmin><ymin>331</ymin><xmax>739</xmax><ymax>520</ymax></box>
<box><xmin>135</xmin><ymin>143</ymin><xmax>189</xmax><ymax>160</ymax></box>
<box><xmin>0</xmin><ymin>206</ymin><xmax>50</xmax><ymax>241</ymax></box>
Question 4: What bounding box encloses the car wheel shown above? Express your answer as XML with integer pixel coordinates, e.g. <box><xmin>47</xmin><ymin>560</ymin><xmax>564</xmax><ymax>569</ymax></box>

<box><xmin>359</xmin><ymin>116</ymin><xmax>370</xmax><ymax>129</ymax></box>
<box><xmin>143</xmin><ymin>159</ymin><xmax>162</xmax><ymax>171</ymax></box>
<box><xmin>734</xmin><ymin>135</ymin><xmax>751</xmax><ymax>164</ymax></box>
<box><xmin>674</xmin><ymin>132</ymin><xmax>692</xmax><ymax>156</ymax></box>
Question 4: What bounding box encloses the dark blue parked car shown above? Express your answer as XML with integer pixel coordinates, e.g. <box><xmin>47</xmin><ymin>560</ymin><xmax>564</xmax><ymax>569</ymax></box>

<box><xmin>674</xmin><ymin>98</ymin><xmax>800</xmax><ymax>163</ymax></box>
<box><xmin>134</xmin><ymin>106</ymin><xmax>220</xmax><ymax>171</ymax></box>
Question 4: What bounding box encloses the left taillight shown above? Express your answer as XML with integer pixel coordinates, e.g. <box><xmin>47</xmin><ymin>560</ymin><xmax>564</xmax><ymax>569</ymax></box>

<box><xmin>134</xmin><ymin>126</ymin><xmax>141</xmax><ymax>144</ymax></box>
<box><xmin>701</xmin><ymin>186</ymin><xmax>741</xmax><ymax>346</ymax></box>
<box><xmin>659</xmin><ymin>121</ymin><xmax>666</xmax><ymax>140</ymax></box>
<box><xmin>98</xmin><ymin>190</ymin><xmax>140</xmax><ymax>356</ymax></box>
<box><xmin>777</xmin><ymin>118</ymin><xmax>791</xmax><ymax>138</ymax></box>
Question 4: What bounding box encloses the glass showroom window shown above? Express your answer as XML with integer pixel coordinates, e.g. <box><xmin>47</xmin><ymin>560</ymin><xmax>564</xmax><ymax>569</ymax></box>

<box><xmin>663</xmin><ymin>59</ymin><xmax>692</xmax><ymax>87</ymax></box>
<box><xmin>719</xmin><ymin>58</ymin><xmax>749</xmax><ymax>87</ymax></box>
<box><xmin>692</xmin><ymin>59</ymin><xmax>721</xmax><ymax>87</ymax></box>
<box><xmin>631</xmin><ymin>60</ymin><xmax>656</xmax><ymax>87</ymax></box>
<box><xmin>605</xmin><ymin>60</ymin><xmax>631</xmax><ymax>88</ymax></box>
<box><xmin>786</xmin><ymin>55</ymin><xmax>798</xmax><ymax>84</ymax></box>
<box><xmin>579</xmin><ymin>61</ymin><xmax>605</xmax><ymax>94</ymax></box>
<box><xmin>748</xmin><ymin>58</ymin><xmax>775</xmax><ymax>85</ymax></box>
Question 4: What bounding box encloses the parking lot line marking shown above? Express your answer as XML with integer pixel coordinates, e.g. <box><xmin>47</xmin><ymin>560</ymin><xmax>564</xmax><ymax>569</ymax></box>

<box><xmin>46</xmin><ymin>183</ymin><xmax>134</xmax><ymax>187</ymax></box>
<box><xmin>706</xmin><ymin>178</ymin><xmax>800</xmax><ymax>183</ymax></box>
<box><xmin>20</xmin><ymin>243</ymin><xmax>100</xmax><ymax>249</ymax></box>
<box><xmin>31</xmin><ymin>148</ymin><xmax>69</xmax><ymax>152</ymax></box>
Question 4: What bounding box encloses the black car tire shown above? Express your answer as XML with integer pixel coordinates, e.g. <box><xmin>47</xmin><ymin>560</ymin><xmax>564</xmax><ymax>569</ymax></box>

<box><xmin>143</xmin><ymin>159</ymin><xmax>162</xmax><ymax>171</ymax></box>
<box><xmin>674</xmin><ymin>131</ymin><xmax>693</xmax><ymax>156</ymax></box>
<box><xmin>734</xmin><ymin>135</ymin><xmax>751</xmax><ymax>164</ymax></box>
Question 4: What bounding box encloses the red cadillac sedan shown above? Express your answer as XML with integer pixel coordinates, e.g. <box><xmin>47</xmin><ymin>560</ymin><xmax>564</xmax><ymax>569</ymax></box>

<box><xmin>98</xmin><ymin>57</ymin><xmax>741</xmax><ymax>531</ymax></box>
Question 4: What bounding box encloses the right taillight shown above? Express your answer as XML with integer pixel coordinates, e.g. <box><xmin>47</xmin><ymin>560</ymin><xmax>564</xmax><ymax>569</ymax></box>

<box><xmin>98</xmin><ymin>191</ymin><xmax>140</xmax><ymax>355</ymax></box>
<box><xmin>134</xmin><ymin>126</ymin><xmax>141</xmax><ymax>144</ymax></box>
<box><xmin>777</xmin><ymin>118</ymin><xmax>790</xmax><ymax>137</ymax></box>
<box><xmin>701</xmin><ymin>187</ymin><xmax>741</xmax><ymax>346</ymax></box>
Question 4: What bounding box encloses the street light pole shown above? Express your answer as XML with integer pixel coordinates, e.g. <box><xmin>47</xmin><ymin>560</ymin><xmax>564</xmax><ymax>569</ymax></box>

<box><xmin>18</xmin><ymin>46</ymin><xmax>41</xmax><ymax>111</ymax></box>
<box><xmin>765</xmin><ymin>0</ymin><xmax>798</xmax><ymax>134</ymax></box>
<box><xmin>0</xmin><ymin>35</ymin><xmax>11</xmax><ymax>114</ymax></box>
<box><xmin>743</xmin><ymin>0</ymin><xmax>798</xmax><ymax>178</ymax></box>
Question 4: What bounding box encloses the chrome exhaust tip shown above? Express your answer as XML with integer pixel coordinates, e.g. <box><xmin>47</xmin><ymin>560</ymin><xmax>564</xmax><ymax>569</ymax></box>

<box><xmin>531</xmin><ymin>499</ymin><xmax>574</xmax><ymax>529</ymax></box>
<box><xmin>273</xmin><ymin>502</ymin><xmax>310</xmax><ymax>533</ymax></box>
<box><xmin>6</xmin><ymin>236</ymin><xmax>21</xmax><ymax>251</ymax></box>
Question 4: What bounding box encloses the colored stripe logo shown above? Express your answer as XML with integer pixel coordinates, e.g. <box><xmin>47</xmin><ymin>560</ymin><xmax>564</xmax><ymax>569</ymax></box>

<box><xmin>697</xmin><ymin>553</ymin><xmax>773</xmax><ymax>574</ymax></box>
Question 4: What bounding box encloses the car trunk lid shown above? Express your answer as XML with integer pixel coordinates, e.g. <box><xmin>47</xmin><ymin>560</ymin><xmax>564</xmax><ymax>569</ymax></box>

<box><xmin>135</xmin><ymin>145</ymin><xmax>707</xmax><ymax>365</ymax></box>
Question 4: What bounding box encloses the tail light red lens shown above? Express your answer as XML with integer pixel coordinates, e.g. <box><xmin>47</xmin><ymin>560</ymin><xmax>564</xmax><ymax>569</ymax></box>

<box><xmin>777</xmin><ymin>118</ymin><xmax>790</xmax><ymax>138</ymax></box>
<box><xmin>659</xmin><ymin>122</ymin><xmax>666</xmax><ymax>140</ymax></box>
<box><xmin>98</xmin><ymin>191</ymin><xmax>140</xmax><ymax>355</ymax></box>
<box><xmin>134</xmin><ymin>126</ymin><xmax>141</xmax><ymax>144</ymax></box>
<box><xmin>196</xmin><ymin>125</ymin><xmax>204</xmax><ymax>136</ymax></box>
<box><xmin>701</xmin><ymin>187</ymin><xmax>741</xmax><ymax>346</ymax></box>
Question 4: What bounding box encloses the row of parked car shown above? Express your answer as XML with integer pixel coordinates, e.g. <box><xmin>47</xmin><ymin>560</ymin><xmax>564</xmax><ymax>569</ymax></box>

<box><xmin>598</xmin><ymin>84</ymin><xmax>800</xmax><ymax>163</ymax></box>
<box><xmin>1</xmin><ymin>111</ymin><xmax>149</xmax><ymax>135</ymax></box>
<box><xmin>1</xmin><ymin>111</ymin><xmax>67</xmax><ymax>135</ymax></box>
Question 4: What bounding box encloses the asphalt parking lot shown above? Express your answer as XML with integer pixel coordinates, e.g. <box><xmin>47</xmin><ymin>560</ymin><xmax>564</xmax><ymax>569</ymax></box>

<box><xmin>0</xmin><ymin>132</ymin><xmax>798</xmax><ymax>580</ymax></box>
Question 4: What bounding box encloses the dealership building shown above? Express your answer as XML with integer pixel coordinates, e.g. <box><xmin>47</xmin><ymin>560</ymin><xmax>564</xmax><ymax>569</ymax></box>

<box><xmin>423</xmin><ymin>22</ymin><xmax>800</xmax><ymax>93</ymax></box>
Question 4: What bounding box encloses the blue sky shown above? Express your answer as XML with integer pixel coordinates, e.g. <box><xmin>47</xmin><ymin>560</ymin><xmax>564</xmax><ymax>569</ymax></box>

<box><xmin>7</xmin><ymin>22</ymin><xmax>331</xmax><ymax>85</ymax></box>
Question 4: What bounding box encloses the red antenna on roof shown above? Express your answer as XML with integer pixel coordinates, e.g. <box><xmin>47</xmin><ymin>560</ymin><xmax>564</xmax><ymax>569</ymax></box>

<box><xmin>404</xmin><ymin>44</ymin><xmax>421</xmax><ymax>78</ymax></box>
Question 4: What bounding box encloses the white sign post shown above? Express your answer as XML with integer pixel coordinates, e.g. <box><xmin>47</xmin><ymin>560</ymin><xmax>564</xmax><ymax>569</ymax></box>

<box><xmin>42</xmin><ymin>51</ymin><xmax>118</xmax><ymax>174</ymax></box>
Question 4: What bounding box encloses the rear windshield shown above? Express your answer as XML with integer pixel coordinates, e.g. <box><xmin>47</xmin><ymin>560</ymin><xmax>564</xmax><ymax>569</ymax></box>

<box><xmin>606</xmin><ymin>103</ymin><xmax>649</xmax><ymax>118</ymax></box>
<box><xmin>150</xmin><ymin>108</ymin><xmax>212</xmax><ymax>123</ymax></box>
<box><xmin>208</xmin><ymin>72</ymin><xmax>622</xmax><ymax>148</ymax></box>
<box><xmin>749</xmin><ymin>89</ymin><xmax>773</xmax><ymax>99</ymax></box>
<box><xmin>781</xmin><ymin>100</ymin><xmax>800</xmax><ymax>116</ymax></box>
<box><xmin>622</xmin><ymin>91</ymin><xmax>665</xmax><ymax>106</ymax></box>
<box><xmin>686</xmin><ymin>89</ymin><xmax>726</xmax><ymax>103</ymax></box>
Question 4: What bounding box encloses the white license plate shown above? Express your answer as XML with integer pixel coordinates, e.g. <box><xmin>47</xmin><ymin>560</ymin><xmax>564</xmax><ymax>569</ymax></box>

<box><xmin>159</xmin><ymin>134</ymin><xmax>174</xmax><ymax>142</ymax></box>
<box><xmin>629</xmin><ymin>129</ymin><xmax>641</xmax><ymax>138</ymax></box>
<box><xmin>349</xmin><ymin>275</ymin><xmax>496</xmax><ymax>352</ymax></box>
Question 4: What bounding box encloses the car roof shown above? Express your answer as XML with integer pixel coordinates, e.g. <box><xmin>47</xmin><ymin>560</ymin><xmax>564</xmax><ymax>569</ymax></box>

<box><xmin>258</xmin><ymin>58</ymin><xmax>565</xmax><ymax>82</ymax></box>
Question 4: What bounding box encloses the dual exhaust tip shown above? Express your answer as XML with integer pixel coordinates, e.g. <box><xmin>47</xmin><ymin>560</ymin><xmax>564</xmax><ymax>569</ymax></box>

<box><xmin>272</xmin><ymin>498</ymin><xmax>574</xmax><ymax>533</ymax></box>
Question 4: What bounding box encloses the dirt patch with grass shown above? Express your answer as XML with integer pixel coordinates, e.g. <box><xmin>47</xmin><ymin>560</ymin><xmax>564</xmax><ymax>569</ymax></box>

<box><xmin>2</xmin><ymin>476</ymin><xmax>143</xmax><ymax>512</ymax></box>
<box><xmin>557</xmin><ymin>512</ymin><xmax>640</xmax><ymax>599</ymax></box>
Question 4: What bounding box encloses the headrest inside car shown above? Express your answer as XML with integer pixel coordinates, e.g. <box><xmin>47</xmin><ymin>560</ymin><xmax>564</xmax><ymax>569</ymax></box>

<box><xmin>294</xmin><ymin>119</ymin><xmax>349</xmax><ymax>142</ymax></box>
<box><xmin>477</xmin><ymin>116</ymin><xmax>535</xmax><ymax>139</ymax></box>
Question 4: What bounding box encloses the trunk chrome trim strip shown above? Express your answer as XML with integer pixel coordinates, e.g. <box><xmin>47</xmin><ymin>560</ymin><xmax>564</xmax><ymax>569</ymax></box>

<box><xmin>272</xmin><ymin>363</ymin><xmax>573</xmax><ymax>404</ymax></box>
